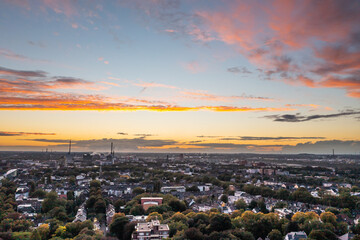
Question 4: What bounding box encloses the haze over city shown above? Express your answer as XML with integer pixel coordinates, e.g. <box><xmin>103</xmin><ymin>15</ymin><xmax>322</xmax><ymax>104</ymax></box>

<box><xmin>0</xmin><ymin>0</ymin><xmax>359</xmax><ymax>154</ymax></box>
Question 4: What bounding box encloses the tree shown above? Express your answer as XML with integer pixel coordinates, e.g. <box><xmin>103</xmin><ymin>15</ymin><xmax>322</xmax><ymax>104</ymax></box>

<box><xmin>114</xmin><ymin>199</ymin><xmax>126</xmax><ymax>212</ymax></box>
<box><xmin>235</xmin><ymin>199</ymin><xmax>247</xmax><ymax>210</ymax></box>
<box><xmin>30</xmin><ymin>229</ymin><xmax>41</xmax><ymax>240</ymax></box>
<box><xmin>153</xmin><ymin>180</ymin><xmax>162</xmax><ymax>193</ymax></box>
<box><xmin>308</xmin><ymin>229</ymin><xmax>338</xmax><ymax>240</ymax></box>
<box><xmin>268</xmin><ymin>229</ymin><xmax>282</xmax><ymax>240</ymax></box>
<box><xmin>132</xmin><ymin>187</ymin><xmax>145</xmax><ymax>195</ymax></box>
<box><xmin>231</xmin><ymin>230</ymin><xmax>255</xmax><ymax>240</ymax></box>
<box><xmin>90</xmin><ymin>180</ymin><xmax>101</xmax><ymax>189</ymax></box>
<box><xmin>146</xmin><ymin>212</ymin><xmax>163</xmax><ymax>222</ymax></box>
<box><xmin>168</xmin><ymin>200</ymin><xmax>186</xmax><ymax>212</ymax></box>
<box><xmin>37</xmin><ymin>224</ymin><xmax>50</xmax><ymax>240</ymax></box>
<box><xmin>42</xmin><ymin>191</ymin><xmax>64</xmax><ymax>213</ymax></box>
<box><xmin>109</xmin><ymin>215</ymin><xmax>129</xmax><ymax>240</ymax></box>
<box><xmin>220</xmin><ymin>194</ymin><xmax>228</xmax><ymax>204</ymax></box>
<box><xmin>184</xmin><ymin>228</ymin><xmax>204</xmax><ymax>240</ymax></box>
<box><xmin>67</xmin><ymin>191</ymin><xmax>75</xmax><ymax>200</ymax></box>
<box><xmin>320</xmin><ymin>212</ymin><xmax>337</xmax><ymax>225</ymax></box>
<box><xmin>186</xmin><ymin>186</ymin><xmax>200</xmax><ymax>192</ymax></box>
<box><xmin>94</xmin><ymin>199</ymin><xmax>106</xmax><ymax>214</ymax></box>
<box><xmin>129</xmin><ymin>204</ymin><xmax>144</xmax><ymax>216</ymax></box>
<box><xmin>122</xmin><ymin>222</ymin><xmax>137</xmax><ymax>240</ymax></box>
<box><xmin>353</xmin><ymin>223</ymin><xmax>360</xmax><ymax>235</ymax></box>
<box><xmin>209</xmin><ymin>214</ymin><xmax>232</xmax><ymax>232</ymax></box>
<box><xmin>291</xmin><ymin>188</ymin><xmax>314</xmax><ymax>203</ymax></box>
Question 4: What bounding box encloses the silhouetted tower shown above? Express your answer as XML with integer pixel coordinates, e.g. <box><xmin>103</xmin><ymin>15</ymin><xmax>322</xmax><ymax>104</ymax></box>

<box><xmin>111</xmin><ymin>142</ymin><xmax>114</xmax><ymax>156</ymax></box>
<box><xmin>69</xmin><ymin>140</ymin><xmax>72</xmax><ymax>154</ymax></box>
<box><xmin>110</xmin><ymin>142</ymin><xmax>115</xmax><ymax>164</ymax></box>
<box><xmin>65</xmin><ymin>140</ymin><xmax>72</xmax><ymax>167</ymax></box>
<box><xmin>99</xmin><ymin>162</ymin><xmax>102</xmax><ymax>176</ymax></box>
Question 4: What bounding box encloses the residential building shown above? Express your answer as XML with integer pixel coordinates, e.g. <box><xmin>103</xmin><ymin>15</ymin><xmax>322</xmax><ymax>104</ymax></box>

<box><xmin>132</xmin><ymin>220</ymin><xmax>169</xmax><ymax>240</ymax></box>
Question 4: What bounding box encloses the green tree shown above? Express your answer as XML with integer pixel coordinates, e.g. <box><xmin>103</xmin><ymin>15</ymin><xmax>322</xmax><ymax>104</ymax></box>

<box><xmin>220</xmin><ymin>194</ymin><xmax>228</xmax><ymax>203</ymax></box>
<box><xmin>209</xmin><ymin>214</ymin><xmax>232</xmax><ymax>232</ymax></box>
<box><xmin>109</xmin><ymin>215</ymin><xmax>129</xmax><ymax>240</ymax></box>
<box><xmin>235</xmin><ymin>199</ymin><xmax>247</xmax><ymax>210</ymax></box>
<box><xmin>132</xmin><ymin>187</ymin><xmax>145</xmax><ymax>195</ymax></box>
<box><xmin>30</xmin><ymin>229</ymin><xmax>41</xmax><ymax>240</ymax></box>
<box><xmin>184</xmin><ymin>227</ymin><xmax>204</xmax><ymax>240</ymax></box>
<box><xmin>268</xmin><ymin>229</ymin><xmax>282</xmax><ymax>240</ymax></box>
<box><xmin>308</xmin><ymin>229</ymin><xmax>338</xmax><ymax>240</ymax></box>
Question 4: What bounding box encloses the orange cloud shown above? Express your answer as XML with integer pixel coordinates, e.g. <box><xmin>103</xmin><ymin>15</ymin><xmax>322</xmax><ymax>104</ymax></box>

<box><xmin>0</xmin><ymin>66</ymin><xmax>294</xmax><ymax>112</ymax></box>
<box><xmin>285</xmin><ymin>104</ymin><xmax>319</xmax><ymax>109</ymax></box>
<box><xmin>100</xmin><ymin>81</ymin><xmax>120</xmax><ymax>87</ymax></box>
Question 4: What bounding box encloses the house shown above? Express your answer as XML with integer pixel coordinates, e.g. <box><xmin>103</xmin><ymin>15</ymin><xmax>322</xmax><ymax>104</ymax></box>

<box><xmin>132</xmin><ymin>220</ymin><xmax>169</xmax><ymax>239</ymax></box>
<box><xmin>284</xmin><ymin>231</ymin><xmax>307</xmax><ymax>240</ymax></box>
<box><xmin>160</xmin><ymin>186</ymin><xmax>186</xmax><ymax>193</ymax></box>
<box><xmin>338</xmin><ymin>233</ymin><xmax>356</xmax><ymax>240</ymax></box>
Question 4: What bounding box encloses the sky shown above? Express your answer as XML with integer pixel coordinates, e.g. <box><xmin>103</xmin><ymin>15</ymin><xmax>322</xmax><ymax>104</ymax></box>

<box><xmin>0</xmin><ymin>0</ymin><xmax>359</xmax><ymax>154</ymax></box>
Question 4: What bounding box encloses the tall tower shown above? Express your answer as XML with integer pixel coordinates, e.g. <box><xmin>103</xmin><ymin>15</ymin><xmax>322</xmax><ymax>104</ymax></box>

<box><xmin>99</xmin><ymin>161</ymin><xmax>102</xmax><ymax>176</ymax></box>
<box><xmin>111</xmin><ymin>142</ymin><xmax>115</xmax><ymax>164</ymax></box>
<box><xmin>65</xmin><ymin>139</ymin><xmax>72</xmax><ymax>167</ymax></box>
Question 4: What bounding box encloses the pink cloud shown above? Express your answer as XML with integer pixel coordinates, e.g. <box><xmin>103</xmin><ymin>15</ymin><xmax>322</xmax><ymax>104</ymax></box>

<box><xmin>41</xmin><ymin>0</ymin><xmax>78</xmax><ymax>17</ymax></box>
<box><xmin>182</xmin><ymin>61</ymin><xmax>205</xmax><ymax>74</ymax></box>
<box><xmin>192</xmin><ymin>1</ymin><xmax>360</xmax><ymax>97</ymax></box>
<box><xmin>134</xmin><ymin>82</ymin><xmax>178</xmax><ymax>89</ymax></box>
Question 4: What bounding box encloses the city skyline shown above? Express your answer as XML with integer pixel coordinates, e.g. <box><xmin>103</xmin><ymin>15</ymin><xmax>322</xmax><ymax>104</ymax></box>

<box><xmin>0</xmin><ymin>0</ymin><xmax>359</xmax><ymax>153</ymax></box>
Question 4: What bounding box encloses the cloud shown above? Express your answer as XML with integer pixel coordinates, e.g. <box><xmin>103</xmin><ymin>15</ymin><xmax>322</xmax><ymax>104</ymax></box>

<box><xmin>134</xmin><ymin>81</ymin><xmax>179</xmax><ymax>93</ymax></box>
<box><xmin>98</xmin><ymin>57</ymin><xmax>109</xmax><ymax>65</ymax></box>
<box><xmin>23</xmin><ymin>137</ymin><xmax>178</xmax><ymax>151</ymax></box>
<box><xmin>41</xmin><ymin>0</ymin><xmax>78</xmax><ymax>17</ymax></box>
<box><xmin>0</xmin><ymin>49</ymin><xmax>49</xmax><ymax>63</ymax></box>
<box><xmin>0</xmin><ymin>49</ymin><xmax>31</xmax><ymax>61</ymax></box>
<box><xmin>0</xmin><ymin>66</ymin><xmax>293</xmax><ymax>112</ymax></box>
<box><xmin>12</xmin><ymin>137</ymin><xmax>360</xmax><ymax>154</ymax></box>
<box><xmin>234</xmin><ymin>136</ymin><xmax>325</xmax><ymax>141</ymax></box>
<box><xmin>173</xmin><ymin>0</ymin><xmax>360</xmax><ymax>98</ymax></box>
<box><xmin>265</xmin><ymin>110</ymin><xmax>360</xmax><ymax>122</ymax></box>
<box><xmin>117</xmin><ymin>132</ymin><xmax>128</xmax><ymax>135</ymax></box>
<box><xmin>197</xmin><ymin>135</ymin><xmax>223</xmax><ymax>138</ymax></box>
<box><xmin>134</xmin><ymin>134</ymin><xmax>155</xmax><ymax>138</ymax></box>
<box><xmin>0</xmin><ymin>131</ymin><xmax>55</xmax><ymax>136</ymax></box>
<box><xmin>285</xmin><ymin>104</ymin><xmax>320</xmax><ymax>109</ymax></box>
<box><xmin>0</xmin><ymin>66</ymin><xmax>47</xmax><ymax>77</ymax></box>
<box><xmin>182</xmin><ymin>61</ymin><xmax>205</xmax><ymax>74</ymax></box>
<box><xmin>227</xmin><ymin>66</ymin><xmax>252</xmax><ymax>74</ymax></box>
<box><xmin>28</xmin><ymin>41</ymin><xmax>46</xmax><ymax>48</ymax></box>
<box><xmin>197</xmin><ymin>135</ymin><xmax>325</xmax><ymax>141</ymax></box>
<box><xmin>180</xmin><ymin>90</ymin><xmax>273</xmax><ymax>102</ymax></box>
<box><xmin>100</xmin><ymin>81</ymin><xmax>120</xmax><ymax>87</ymax></box>
<box><xmin>282</xmin><ymin>140</ymin><xmax>360</xmax><ymax>154</ymax></box>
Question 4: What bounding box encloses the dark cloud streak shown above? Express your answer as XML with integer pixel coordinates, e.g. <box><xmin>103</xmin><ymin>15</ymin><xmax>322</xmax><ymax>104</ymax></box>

<box><xmin>265</xmin><ymin>110</ymin><xmax>360</xmax><ymax>122</ymax></box>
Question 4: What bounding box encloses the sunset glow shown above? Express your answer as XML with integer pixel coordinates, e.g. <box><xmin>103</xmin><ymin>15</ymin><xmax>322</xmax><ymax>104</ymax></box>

<box><xmin>0</xmin><ymin>0</ymin><xmax>359</xmax><ymax>153</ymax></box>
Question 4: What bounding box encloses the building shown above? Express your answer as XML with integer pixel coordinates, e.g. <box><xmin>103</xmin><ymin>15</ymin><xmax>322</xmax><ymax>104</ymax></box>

<box><xmin>3</xmin><ymin>169</ymin><xmax>17</xmax><ymax>179</ymax></box>
<box><xmin>284</xmin><ymin>231</ymin><xmax>307</xmax><ymax>240</ymax></box>
<box><xmin>132</xmin><ymin>220</ymin><xmax>169</xmax><ymax>240</ymax></box>
<box><xmin>160</xmin><ymin>186</ymin><xmax>186</xmax><ymax>193</ymax></box>
<box><xmin>141</xmin><ymin>197</ymin><xmax>163</xmax><ymax>211</ymax></box>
